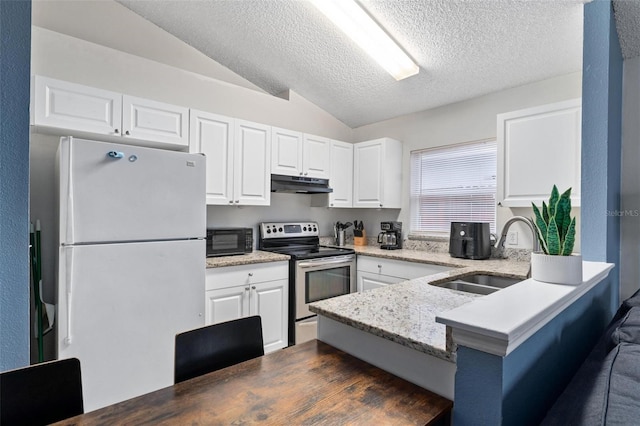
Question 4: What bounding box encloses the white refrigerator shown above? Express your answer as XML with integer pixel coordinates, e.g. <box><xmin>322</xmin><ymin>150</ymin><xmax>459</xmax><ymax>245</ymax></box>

<box><xmin>56</xmin><ymin>137</ymin><xmax>206</xmax><ymax>411</ymax></box>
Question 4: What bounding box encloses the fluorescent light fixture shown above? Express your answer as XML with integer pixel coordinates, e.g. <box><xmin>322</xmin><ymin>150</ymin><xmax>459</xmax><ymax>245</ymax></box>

<box><xmin>310</xmin><ymin>0</ymin><xmax>419</xmax><ymax>81</ymax></box>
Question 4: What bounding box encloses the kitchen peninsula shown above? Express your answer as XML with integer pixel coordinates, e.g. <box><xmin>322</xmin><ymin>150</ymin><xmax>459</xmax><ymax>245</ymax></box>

<box><xmin>310</xmin><ymin>247</ymin><xmax>613</xmax><ymax>404</ymax></box>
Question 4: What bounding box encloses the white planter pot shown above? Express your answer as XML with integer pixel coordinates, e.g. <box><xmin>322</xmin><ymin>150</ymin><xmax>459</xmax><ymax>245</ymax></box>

<box><xmin>530</xmin><ymin>252</ymin><xmax>583</xmax><ymax>285</ymax></box>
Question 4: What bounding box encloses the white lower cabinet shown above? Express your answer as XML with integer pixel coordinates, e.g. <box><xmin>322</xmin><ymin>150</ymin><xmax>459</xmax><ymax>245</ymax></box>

<box><xmin>357</xmin><ymin>256</ymin><xmax>452</xmax><ymax>292</ymax></box>
<box><xmin>358</xmin><ymin>271</ymin><xmax>406</xmax><ymax>292</ymax></box>
<box><xmin>205</xmin><ymin>262</ymin><xmax>288</xmax><ymax>353</ymax></box>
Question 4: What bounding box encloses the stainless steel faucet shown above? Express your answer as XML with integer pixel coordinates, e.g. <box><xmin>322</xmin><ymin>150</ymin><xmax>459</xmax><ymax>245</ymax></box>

<box><xmin>495</xmin><ymin>216</ymin><xmax>540</xmax><ymax>277</ymax></box>
<box><xmin>496</xmin><ymin>216</ymin><xmax>540</xmax><ymax>252</ymax></box>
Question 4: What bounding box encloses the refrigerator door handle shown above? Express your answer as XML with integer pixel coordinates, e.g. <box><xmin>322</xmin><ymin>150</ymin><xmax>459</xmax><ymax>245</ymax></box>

<box><xmin>64</xmin><ymin>247</ymin><xmax>74</xmax><ymax>345</ymax></box>
<box><xmin>65</xmin><ymin>139</ymin><xmax>75</xmax><ymax>244</ymax></box>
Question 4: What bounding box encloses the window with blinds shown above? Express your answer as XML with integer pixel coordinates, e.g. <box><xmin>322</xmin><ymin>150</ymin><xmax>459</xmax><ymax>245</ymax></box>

<box><xmin>410</xmin><ymin>139</ymin><xmax>497</xmax><ymax>236</ymax></box>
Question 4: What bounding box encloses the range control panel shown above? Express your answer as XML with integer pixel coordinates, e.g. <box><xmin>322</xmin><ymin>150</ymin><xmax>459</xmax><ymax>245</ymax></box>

<box><xmin>260</xmin><ymin>222</ymin><xmax>318</xmax><ymax>239</ymax></box>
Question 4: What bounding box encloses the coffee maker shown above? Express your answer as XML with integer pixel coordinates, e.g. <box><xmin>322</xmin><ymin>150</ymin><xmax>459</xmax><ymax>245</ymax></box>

<box><xmin>378</xmin><ymin>221</ymin><xmax>402</xmax><ymax>250</ymax></box>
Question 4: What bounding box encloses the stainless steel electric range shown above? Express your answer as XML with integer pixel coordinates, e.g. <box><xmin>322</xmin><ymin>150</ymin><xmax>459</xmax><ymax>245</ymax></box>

<box><xmin>258</xmin><ymin>222</ymin><xmax>356</xmax><ymax>346</ymax></box>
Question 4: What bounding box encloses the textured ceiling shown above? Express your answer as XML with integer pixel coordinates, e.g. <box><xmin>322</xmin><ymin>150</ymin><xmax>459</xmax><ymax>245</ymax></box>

<box><xmin>613</xmin><ymin>0</ymin><xmax>640</xmax><ymax>59</ymax></box>
<box><xmin>116</xmin><ymin>0</ymin><xmax>585</xmax><ymax>128</ymax></box>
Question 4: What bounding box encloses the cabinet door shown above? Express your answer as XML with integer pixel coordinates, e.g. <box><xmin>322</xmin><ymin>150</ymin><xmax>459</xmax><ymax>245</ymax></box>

<box><xmin>32</xmin><ymin>76</ymin><xmax>122</xmax><ymax>136</ymax></box>
<box><xmin>205</xmin><ymin>287</ymin><xmax>250</xmax><ymax>325</ymax></box>
<box><xmin>271</xmin><ymin>127</ymin><xmax>303</xmax><ymax>177</ymax></box>
<box><xmin>328</xmin><ymin>141</ymin><xmax>353</xmax><ymax>208</ymax></box>
<box><xmin>302</xmin><ymin>134</ymin><xmax>331</xmax><ymax>179</ymax></box>
<box><xmin>122</xmin><ymin>95</ymin><xmax>189</xmax><ymax>148</ymax></box>
<box><xmin>190</xmin><ymin>110</ymin><xmax>234</xmax><ymax>205</ymax></box>
<box><xmin>358</xmin><ymin>271</ymin><xmax>406</xmax><ymax>292</ymax></box>
<box><xmin>250</xmin><ymin>280</ymin><xmax>288</xmax><ymax>353</ymax></box>
<box><xmin>234</xmin><ymin>120</ymin><xmax>271</xmax><ymax>206</ymax></box>
<box><xmin>497</xmin><ymin>99</ymin><xmax>581</xmax><ymax>207</ymax></box>
<box><xmin>353</xmin><ymin>140</ymin><xmax>384</xmax><ymax>208</ymax></box>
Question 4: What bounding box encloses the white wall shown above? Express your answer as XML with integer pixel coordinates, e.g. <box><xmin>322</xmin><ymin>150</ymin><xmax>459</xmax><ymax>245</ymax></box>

<box><xmin>352</xmin><ymin>72</ymin><xmax>583</xmax><ymax>251</ymax></box>
<box><xmin>621</xmin><ymin>56</ymin><xmax>640</xmax><ymax>300</ymax></box>
<box><xmin>32</xmin><ymin>0</ymin><xmax>264</xmax><ymax>93</ymax></box>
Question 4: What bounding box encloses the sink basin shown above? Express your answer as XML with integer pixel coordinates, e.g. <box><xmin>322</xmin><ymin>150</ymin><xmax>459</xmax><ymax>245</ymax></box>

<box><xmin>430</xmin><ymin>274</ymin><xmax>522</xmax><ymax>295</ymax></box>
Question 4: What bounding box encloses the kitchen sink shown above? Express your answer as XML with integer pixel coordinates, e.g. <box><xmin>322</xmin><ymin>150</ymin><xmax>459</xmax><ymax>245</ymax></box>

<box><xmin>430</xmin><ymin>274</ymin><xmax>522</xmax><ymax>295</ymax></box>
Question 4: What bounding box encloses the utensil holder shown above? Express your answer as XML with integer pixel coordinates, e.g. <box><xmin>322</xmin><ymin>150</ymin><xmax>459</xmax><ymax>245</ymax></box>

<box><xmin>336</xmin><ymin>230</ymin><xmax>346</xmax><ymax>246</ymax></box>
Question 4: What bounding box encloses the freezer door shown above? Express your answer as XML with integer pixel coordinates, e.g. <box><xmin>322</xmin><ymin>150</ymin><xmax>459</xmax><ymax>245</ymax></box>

<box><xmin>58</xmin><ymin>137</ymin><xmax>205</xmax><ymax>244</ymax></box>
<box><xmin>57</xmin><ymin>240</ymin><xmax>205</xmax><ymax>411</ymax></box>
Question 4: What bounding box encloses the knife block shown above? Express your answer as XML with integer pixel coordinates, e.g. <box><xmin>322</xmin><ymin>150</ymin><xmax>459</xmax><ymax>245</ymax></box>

<box><xmin>353</xmin><ymin>230</ymin><xmax>367</xmax><ymax>246</ymax></box>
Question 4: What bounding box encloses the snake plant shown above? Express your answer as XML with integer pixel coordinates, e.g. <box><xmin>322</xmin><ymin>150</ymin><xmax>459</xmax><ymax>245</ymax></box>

<box><xmin>531</xmin><ymin>185</ymin><xmax>576</xmax><ymax>255</ymax></box>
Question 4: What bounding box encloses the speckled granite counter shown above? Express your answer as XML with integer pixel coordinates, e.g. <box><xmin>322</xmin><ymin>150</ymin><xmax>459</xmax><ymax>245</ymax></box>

<box><xmin>205</xmin><ymin>251</ymin><xmax>289</xmax><ymax>268</ymax></box>
<box><xmin>309</xmin><ymin>247</ymin><xmax>530</xmax><ymax>362</ymax></box>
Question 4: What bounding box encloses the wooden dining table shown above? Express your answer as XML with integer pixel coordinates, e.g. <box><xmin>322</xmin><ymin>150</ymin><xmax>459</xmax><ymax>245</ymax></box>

<box><xmin>55</xmin><ymin>340</ymin><xmax>452</xmax><ymax>425</ymax></box>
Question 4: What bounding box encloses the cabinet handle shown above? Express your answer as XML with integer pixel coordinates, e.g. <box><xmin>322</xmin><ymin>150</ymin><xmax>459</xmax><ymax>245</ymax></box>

<box><xmin>228</xmin><ymin>200</ymin><xmax>233</xmax><ymax>204</ymax></box>
<box><xmin>114</xmin><ymin>129</ymin><xmax>119</xmax><ymax>134</ymax></box>
<box><xmin>330</xmin><ymin>203</ymin><xmax>334</xmax><ymax>207</ymax></box>
<box><xmin>380</xmin><ymin>204</ymin><xmax>383</xmax><ymax>207</ymax></box>
<box><xmin>377</xmin><ymin>265</ymin><xmax>382</xmax><ymax>269</ymax></box>
<box><xmin>251</xmin><ymin>286</ymin><xmax>256</xmax><ymax>290</ymax></box>
<box><xmin>304</xmin><ymin>172</ymin><xmax>308</xmax><ymax>176</ymax></box>
<box><xmin>245</xmin><ymin>287</ymin><xmax>250</xmax><ymax>291</ymax></box>
<box><xmin>235</xmin><ymin>200</ymin><xmax>239</xmax><ymax>204</ymax></box>
<box><xmin>299</xmin><ymin>172</ymin><xmax>303</xmax><ymax>176</ymax></box>
<box><xmin>248</xmin><ymin>273</ymin><xmax>253</xmax><ymax>277</ymax></box>
<box><xmin>125</xmin><ymin>130</ymin><xmax>130</xmax><ymax>136</ymax></box>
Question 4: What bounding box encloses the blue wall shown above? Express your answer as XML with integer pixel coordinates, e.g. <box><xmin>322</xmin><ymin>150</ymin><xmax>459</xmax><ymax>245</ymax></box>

<box><xmin>453</xmin><ymin>1</ymin><xmax>623</xmax><ymax>423</ymax></box>
<box><xmin>581</xmin><ymin>0</ymin><xmax>623</xmax><ymax>269</ymax></box>
<box><xmin>454</xmin><ymin>277</ymin><xmax>616</xmax><ymax>425</ymax></box>
<box><xmin>0</xmin><ymin>0</ymin><xmax>32</xmax><ymax>371</ymax></box>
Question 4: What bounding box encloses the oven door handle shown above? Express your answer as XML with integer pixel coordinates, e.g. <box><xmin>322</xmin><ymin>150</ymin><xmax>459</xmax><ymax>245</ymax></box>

<box><xmin>297</xmin><ymin>258</ymin><xmax>354</xmax><ymax>268</ymax></box>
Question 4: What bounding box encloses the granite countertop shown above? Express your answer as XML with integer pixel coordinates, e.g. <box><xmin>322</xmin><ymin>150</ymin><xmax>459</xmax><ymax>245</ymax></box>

<box><xmin>206</xmin><ymin>250</ymin><xmax>290</xmax><ymax>268</ymax></box>
<box><xmin>310</xmin><ymin>246</ymin><xmax>530</xmax><ymax>362</ymax></box>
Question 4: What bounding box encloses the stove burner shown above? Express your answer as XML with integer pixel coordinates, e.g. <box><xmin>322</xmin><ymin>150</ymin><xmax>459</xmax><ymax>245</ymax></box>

<box><xmin>258</xmin><ymin>222</ymin><xmax>354</xmax><ymax>260</ymax></box>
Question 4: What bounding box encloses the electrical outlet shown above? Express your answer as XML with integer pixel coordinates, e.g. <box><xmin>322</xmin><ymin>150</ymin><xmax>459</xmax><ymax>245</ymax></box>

<box><xmin>507</xmin><ymin>231</ymin><xmax>518</xmax><ymax>245</ymax></box>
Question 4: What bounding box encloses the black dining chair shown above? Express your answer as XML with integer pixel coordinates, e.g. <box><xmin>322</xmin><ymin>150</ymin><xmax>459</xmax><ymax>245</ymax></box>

<box><xmin>174</xmin><ymin>316</ymin><xmax>265</xmax><ymax>384</ymax></box>
<box><xmin>0</xmin><ymin>357</ymin><xmax>84</xmax><ymax>425</ymax></box>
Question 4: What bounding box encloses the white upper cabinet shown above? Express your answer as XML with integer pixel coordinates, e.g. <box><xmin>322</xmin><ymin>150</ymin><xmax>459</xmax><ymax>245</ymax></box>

<box><xmin>302</xmin><ymin>134</ymin><xmax>331</xmax><ymax>179</ymax></box>
<box><xmin>31</xmin><ymin>76</ymin><xmax>188</xmax><ymax>149</ymax></box>
<box><xmin>271</xmin><ymin>127</ymin><xmax>303</xmax><ymax>176</ymax></box>
<box><xmin>189</xmin><ymin>111</ymin><xmax>234</xmax><ymax>205</ymax></box>
<box><xmin>353</xmin><ymin>138</ymin><xmax>402</xmax><ymax>208</ymax></box>
<box><xmin>234</xmin><ymin>120</ymin><xmax>271</xmax><ymax>206</ymax></box>
<box><xmin>32</xmin><ymin>75</ymin><xmax>122</xmax><ymax>136</ymax></box>
<box><xmin>122</xmin><ymin>95</ymin><xmax>189</xmax><ymax>147</ymax></box>
<box><xmin>190</xmin><ymin>112</ymin><xmax>271</xmax><ymax>206</ymax></box>
<box><xmin>497</xmin><ymin>99</ymin><xmax>581</xmax><ymax>207</ymax></box>
<box><xmin>328</xmin><ymin>140</ymin><xmax>353</xmax><ymax>208</ymax></box>
<box><xmin>270</xmin><ymin>129</ymin><xmax>331</xmax><ymax>179</ymax></box>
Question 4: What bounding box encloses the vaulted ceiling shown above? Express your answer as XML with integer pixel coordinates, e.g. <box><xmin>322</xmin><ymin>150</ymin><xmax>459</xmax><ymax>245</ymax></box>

<box><xmin>115</xmin><ymin>0</ymin><xmax>637</xmax><ymax>128</ymax></box>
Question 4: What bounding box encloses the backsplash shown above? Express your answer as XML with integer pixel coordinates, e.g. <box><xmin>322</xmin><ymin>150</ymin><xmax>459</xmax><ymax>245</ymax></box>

<box><xmin>320</xmin><ymin>235</ymin><xmax>531</xmax><ymax>262</ymax></box>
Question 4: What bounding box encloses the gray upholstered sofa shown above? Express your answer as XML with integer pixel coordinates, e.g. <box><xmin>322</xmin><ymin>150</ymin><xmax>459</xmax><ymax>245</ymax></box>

<box><xmin>542</xmin><ymin>289</ymin><xmax>640</xmax><ymax>425</ymax></box>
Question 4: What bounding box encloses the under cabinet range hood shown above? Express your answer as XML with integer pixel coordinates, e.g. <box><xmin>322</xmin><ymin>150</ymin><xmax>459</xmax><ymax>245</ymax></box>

<box><xmin>270</xmin><ymin>174</ymin><xmax>333</xmax><ymax>194</ymax></box>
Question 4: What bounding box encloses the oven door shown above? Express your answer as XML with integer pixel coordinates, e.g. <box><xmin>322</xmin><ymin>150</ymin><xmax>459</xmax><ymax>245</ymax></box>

<box><xmin>295</xmin><ymin>255</ymin><xmax>356</xmax><ymax>320</ymax></box>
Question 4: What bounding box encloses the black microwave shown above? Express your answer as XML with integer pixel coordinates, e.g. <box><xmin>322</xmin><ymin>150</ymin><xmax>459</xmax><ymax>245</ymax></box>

<box><xmin>206</xmin><ymin>228</ymin><xmax>253</xmax><ymax>257</ymax></box>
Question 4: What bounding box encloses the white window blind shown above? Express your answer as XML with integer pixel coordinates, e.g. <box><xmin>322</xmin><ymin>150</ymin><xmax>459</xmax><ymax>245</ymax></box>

<box><xmin>410</xmin><ymin>140</ymin><xmax>497</xmax><ymax>235</ymax></box>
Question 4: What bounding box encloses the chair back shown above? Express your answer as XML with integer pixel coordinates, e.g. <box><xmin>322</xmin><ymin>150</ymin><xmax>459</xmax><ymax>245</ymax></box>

<box><xmin>174</xmin><ymin>316</ymin><xmax>264</xmax><ymax>383</ymax></box>
<box><xmin>0</xmin><ymin>357</ymin><xmax>84</xmax><ymax>425</ymax></box>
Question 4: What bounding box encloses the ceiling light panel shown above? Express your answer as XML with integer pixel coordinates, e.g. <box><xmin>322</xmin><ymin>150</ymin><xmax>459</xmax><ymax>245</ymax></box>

<box><xmin>310</xmin><ymin>0</ymin><xmax>419</xmax><ymax>81</ymax></box>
